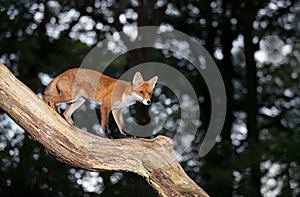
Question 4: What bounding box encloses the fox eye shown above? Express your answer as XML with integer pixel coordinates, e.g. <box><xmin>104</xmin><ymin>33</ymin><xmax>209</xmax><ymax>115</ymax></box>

<box><xmin>139</xmin><ymin>91</ymin><xmax>144</xmax><ymax>95</ymax></box>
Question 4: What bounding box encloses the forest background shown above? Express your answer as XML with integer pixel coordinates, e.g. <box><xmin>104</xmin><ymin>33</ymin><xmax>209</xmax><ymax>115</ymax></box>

<box><xmin>0</xmin><ymin>0</ymin><xmax>300</xmax><ymax>196</ymax></box>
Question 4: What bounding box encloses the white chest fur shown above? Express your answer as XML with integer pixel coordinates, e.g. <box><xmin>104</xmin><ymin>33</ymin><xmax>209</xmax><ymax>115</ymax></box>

<box><xmin>111</xmin><ymin>93</ymin><xmax>137</xmax><ymax>109</ymax></box>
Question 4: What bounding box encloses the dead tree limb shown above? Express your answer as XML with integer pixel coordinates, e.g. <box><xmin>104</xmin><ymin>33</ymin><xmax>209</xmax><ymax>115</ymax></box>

<box><xmin>0</xmin><ymin>64</ymin><xmax>208</xmax><ymax>197</ymax></box>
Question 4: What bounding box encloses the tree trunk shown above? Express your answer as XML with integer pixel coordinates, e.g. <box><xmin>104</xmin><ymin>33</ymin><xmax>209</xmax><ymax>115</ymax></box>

<box><xmin>0</xmin><ymin>64</ymin><xmax>208</xmax><ymax>197</ymax></box>
<box><xmin>243</xmin><ymin>19</ymin><xmax>262</xmax><ymax>197</ymax></box>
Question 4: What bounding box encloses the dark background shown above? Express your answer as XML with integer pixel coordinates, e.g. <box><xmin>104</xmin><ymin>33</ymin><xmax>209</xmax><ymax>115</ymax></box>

<box><xmin>0</xmin><ymin>0</ymin><xmax>300</xmax><ymax>196</ymax></box>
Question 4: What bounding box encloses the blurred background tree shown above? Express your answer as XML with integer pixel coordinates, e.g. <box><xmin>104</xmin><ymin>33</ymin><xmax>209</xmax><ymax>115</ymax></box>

<box><xmin>0</xmin><ymin>0</ymin><xmax>299</xmax><ymax>196</ymax></box>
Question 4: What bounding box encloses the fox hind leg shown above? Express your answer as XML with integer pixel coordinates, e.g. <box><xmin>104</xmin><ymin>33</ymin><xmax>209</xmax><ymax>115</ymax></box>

<box><xmin>49</xmin><ymin>100</ymin><xmax>58</xmax><ymax>112</ymax></box>
<box><xmin>48</xmin><ymin>91</ymin><xmax>74</xmax><ymax>113</ymax></box>
<box><xmin>63</xmin><ymin>97</ymin><xmax>85</xmax><ymax>125</ymax></box>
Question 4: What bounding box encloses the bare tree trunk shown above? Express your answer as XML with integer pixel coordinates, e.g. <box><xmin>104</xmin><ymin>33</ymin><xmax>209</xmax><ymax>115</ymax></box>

<box><xmin>242</xmin><ymin>7</ymin><xmax>261</xmax><ymax>195</ymax></box>
<box><xmin>0</xmin><ymin>64</ymin><xmax>208</xmax><ymax>197</ymax></box>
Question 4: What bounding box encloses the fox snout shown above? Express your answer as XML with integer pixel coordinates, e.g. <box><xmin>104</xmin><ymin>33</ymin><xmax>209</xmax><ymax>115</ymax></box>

<box><xmin>143</xmin><ymin>99</ymin><xmax>151</xmax><ymax>105</ymax></box>
<box><xmin>133</xmin><ymin>92</ymin><xmax>153</xmax><ymax>106</ymax></box>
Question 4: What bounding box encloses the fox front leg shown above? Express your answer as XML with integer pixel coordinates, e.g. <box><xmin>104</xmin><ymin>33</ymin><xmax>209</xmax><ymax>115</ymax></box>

<box><xmin>100</xmin><ymin>105</ymin><xmax>112</xmax><ymax>139</ymax></box>
<box><xmin>112</xmin><ymin>109</ymin><xmax>132</xmax><ymax>138</ymax></box>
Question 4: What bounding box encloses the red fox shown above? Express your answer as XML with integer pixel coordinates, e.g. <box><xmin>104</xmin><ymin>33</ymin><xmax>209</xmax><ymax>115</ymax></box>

<box><xmin>43</xmin><ymin>68</ymin><xmax>158</xmax><ymax>138</ymax></box>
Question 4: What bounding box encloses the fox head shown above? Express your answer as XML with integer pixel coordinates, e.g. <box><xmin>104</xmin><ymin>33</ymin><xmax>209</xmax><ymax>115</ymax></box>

<box><xmin>132</xmin><ymin>72</ymin><xmax>158</xmax><ymax>105</ymax></box>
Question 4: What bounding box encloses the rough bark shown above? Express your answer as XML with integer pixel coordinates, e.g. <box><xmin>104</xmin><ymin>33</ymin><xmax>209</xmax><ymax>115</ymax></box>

<box><xmin>0</xmin><ymin>64</ymin><xmax>208</xmax><ymax>197</ymax></box>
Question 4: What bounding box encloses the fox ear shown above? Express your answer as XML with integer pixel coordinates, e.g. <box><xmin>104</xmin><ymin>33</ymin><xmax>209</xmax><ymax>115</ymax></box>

<box><xmin>133</xmin><ymin>72</ymin><xmax>144</xmax><ymax>86</ymax></box>
<box><xmin>149</xmin><ymin>76</ymin><xmax>158</xmax><ymax>89</ymax></box>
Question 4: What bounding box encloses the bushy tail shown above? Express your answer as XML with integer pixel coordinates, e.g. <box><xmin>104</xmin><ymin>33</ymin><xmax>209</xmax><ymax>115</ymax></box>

<box><xmin>43</xmin><ymin>77</ymin><xmax>60</xmax><ymax>105</ymax></box>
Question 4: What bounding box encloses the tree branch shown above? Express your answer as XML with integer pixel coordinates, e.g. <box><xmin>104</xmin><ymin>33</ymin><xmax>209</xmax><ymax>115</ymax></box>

<box><xmin>0</xmin><ymin>64</ymin><xmax>208</xmax><ymax>197</ymax></box>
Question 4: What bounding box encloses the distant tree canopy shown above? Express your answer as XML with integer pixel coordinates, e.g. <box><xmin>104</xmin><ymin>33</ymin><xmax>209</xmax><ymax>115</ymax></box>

<box><xmin>0</xmin><ymin>0</ymin><xmax>299</xmax><ymax>196</ymax></box>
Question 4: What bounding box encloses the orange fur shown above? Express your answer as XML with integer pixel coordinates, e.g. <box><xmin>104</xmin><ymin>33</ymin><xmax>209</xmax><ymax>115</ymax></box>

<box><xmin>44</xmin><ymin>68</ymin><xmax>158</xmax><ymax>138</ymax></box>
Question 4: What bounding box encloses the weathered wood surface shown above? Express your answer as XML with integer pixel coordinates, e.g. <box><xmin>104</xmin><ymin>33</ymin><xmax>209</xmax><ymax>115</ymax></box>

<box><xmin>0</xmin><ymin>64</ymin><xmax>208</xmax><ymax>197</ymax></box>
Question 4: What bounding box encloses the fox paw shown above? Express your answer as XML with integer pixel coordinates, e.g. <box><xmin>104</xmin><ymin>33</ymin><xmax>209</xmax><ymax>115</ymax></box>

<box><xmin>121</xmin><ymin>131</ymin><xmax>136</xmax><ymax>138</ymax></box>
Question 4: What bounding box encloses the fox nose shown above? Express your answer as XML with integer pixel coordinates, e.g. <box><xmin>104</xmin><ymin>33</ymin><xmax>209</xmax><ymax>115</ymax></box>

<box><xmin>147</xmin><ymin>100</ymin><xmax>151</xmax><ymax>105</ymax></box>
